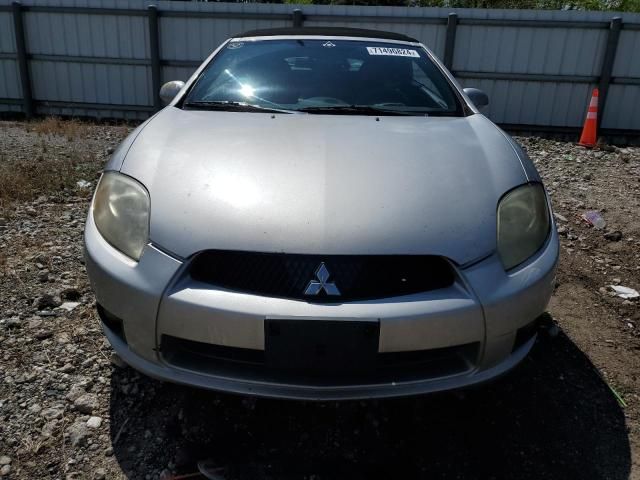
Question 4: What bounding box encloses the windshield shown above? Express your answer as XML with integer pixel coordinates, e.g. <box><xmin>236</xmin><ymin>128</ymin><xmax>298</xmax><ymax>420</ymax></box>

<box><xmin>183</xmin><ymin>39</ymin><xmax>462</xmax><ymax>116</ymax></box>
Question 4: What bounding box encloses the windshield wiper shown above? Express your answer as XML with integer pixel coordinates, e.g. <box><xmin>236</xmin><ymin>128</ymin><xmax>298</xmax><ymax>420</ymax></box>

<box><xmin>183</xmin><ymin>101</ymin><xmax>295</xmax><ymax>114</ymax></box>
<box><xmin>297</xmin><ymin>105</ymin><xmax>416</xmax><ymax>116</ymax></box>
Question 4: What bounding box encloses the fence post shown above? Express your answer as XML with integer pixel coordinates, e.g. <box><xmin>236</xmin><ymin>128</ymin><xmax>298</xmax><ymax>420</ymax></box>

<box><xmin>12</xmin><ymin>1</ymin><xmax>33</xmax><ymax>119</ymax></box>
<box><xmin>292</xmin><ymin>9</ymin><xmax>304</xmax><ymax>28</ymax></box>
<box><xmin>597</xmin><ymin>16</ymin><xmax>622</xmax><ymax>131</ymax></box>
<box><xmin>443</xmin><ymin>12</ymin><xmax>458</xmax><ymax>71</ymax></box>
<box><xmin>148</xmin><ymin>5</ymin><xmax>162</xmax><ymax>112</ymax></box>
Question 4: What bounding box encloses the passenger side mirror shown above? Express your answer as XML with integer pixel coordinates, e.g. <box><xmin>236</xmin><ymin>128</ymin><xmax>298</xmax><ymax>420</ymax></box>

<box><xmin>160</xmin><ymin>81</ymin><xmax>186</xmax><ymax>105</ymax></box>
<box><xmin>463</xmin><ymin>88</ymin><xmax>489</xmax><ymax>108</ymax></box>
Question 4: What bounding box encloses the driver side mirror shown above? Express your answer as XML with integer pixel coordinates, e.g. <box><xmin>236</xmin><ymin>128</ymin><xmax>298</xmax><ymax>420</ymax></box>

<box><xmin>160</xmin><ymin>81</ymin><xmax>185</xmax><ymax>105</ymax></box>
<box><xmin>463</xmin><ymin>88</ymin><xmax>489</xmax><ymax>108</ymax></box>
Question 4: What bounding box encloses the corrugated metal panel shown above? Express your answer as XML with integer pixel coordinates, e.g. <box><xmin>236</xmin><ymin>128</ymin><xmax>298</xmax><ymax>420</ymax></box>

<box><xmin>601</xmin><ymin>84</ymin><xmax>640</xmax><ymax>130</ymax></box>
<box><xmin>0</xmin><ymin>11</ymin><xmax>14</xmax><ymax>52</ymax></box>
<box><xmin>302</xmin><ymin>5</ymin><xmax>448</xmax><ymax>56</ymax></box>
<box><xmin>0</xmin><ymin>11</ymin><xmax>20</xmax><ymax>112</ymax></box>
<box><xmin>157</xmin><ymin>0</ymin><xmax>287</xmax><ymax>67</ymax></box>
<box><xmin>162</xmin><ymin>66</ymin><xmax>196</xmax><ymax>84</ymax></box>
<box><xmin>21</xmin><ymin>5</ymin><xmax>151</xmax><ymax>117</ymax></box>
<box><xmin>0</xmin><ymin>0</ymin><xmax>638</xmax><ymax>131</ymax></box>
<box><xmin>29</xmin><ymin>61</ymin><xmax>150</xmax><ymax>105</ymax></box>
<box><xmin>0</xmin><ymin>58</ymin><xmax>22</xmax><ymax>113</ymax></box>
<box><xmin>23</xmin><ymin>11</ymin><xmax>148</xmax><ymax>58</ymax></box>
<box><xmin>453</xmin><ymin>24</ymin><xmax>607</xmax><ymax>76</ymax></box>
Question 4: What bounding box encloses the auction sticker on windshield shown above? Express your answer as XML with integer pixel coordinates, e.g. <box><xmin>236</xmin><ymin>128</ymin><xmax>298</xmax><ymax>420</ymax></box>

<box><xmin>366</xmin><ymin>47</ymin><xmax>420</xmax><ymax>57</ymax></box>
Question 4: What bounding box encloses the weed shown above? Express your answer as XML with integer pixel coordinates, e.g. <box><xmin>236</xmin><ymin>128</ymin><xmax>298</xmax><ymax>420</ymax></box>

<box><xmin>29</xmin><ymin>117</ymin><xmax>84</xmax><ymax>141</ymax></box>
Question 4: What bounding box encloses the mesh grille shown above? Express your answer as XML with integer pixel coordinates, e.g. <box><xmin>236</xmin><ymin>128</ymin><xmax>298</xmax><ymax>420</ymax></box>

<box><xmin>188</xmin><ymin>251</ymin><xmax>455</xmax><ymax>302</ymax></box>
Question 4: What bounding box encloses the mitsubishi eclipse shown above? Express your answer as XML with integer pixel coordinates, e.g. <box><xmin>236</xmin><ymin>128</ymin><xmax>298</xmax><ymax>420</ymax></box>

<box><xmin>84</xmin><ymin>27</ymin><xmax>559</xmax><ymax>400</ymax></box>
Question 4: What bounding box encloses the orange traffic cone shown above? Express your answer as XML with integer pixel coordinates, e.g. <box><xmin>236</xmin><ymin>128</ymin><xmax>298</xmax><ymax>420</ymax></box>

<box><xmin>578</xmin><ymin>88</ymin><xmax>599</xmax><ymax>148</ymax></box>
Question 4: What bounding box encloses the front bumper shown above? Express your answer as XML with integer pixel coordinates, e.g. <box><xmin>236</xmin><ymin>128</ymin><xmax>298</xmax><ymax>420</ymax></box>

<box><xmin>85</xmin><ymin>211</ymin><xmax>559</xmax><ymax>400</ymax></box>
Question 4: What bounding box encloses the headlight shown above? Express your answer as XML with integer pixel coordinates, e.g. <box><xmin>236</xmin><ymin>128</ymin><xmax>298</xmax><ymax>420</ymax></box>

<box><xmin>93</xmin><ymin>172</ymin><xmax>150</xmax><ymax>261</ymax></box>
<box><xmin>497</xmin><ymin>183</ymin><xmax>550</xmax><ymax>270</ymax></box>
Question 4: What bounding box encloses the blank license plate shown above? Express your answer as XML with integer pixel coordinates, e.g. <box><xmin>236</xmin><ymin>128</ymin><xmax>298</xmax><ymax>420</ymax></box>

<box><xmin>265</xmin><ymin>319</ymin><xmax>379</xmax><ymax>376</ymax></box>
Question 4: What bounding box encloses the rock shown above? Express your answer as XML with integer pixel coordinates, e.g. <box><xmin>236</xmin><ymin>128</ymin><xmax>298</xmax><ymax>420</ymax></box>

<box><xmin>34</xmin><ymin>293</ymin><xmax>62</xmax><ymax>310</ymax></box>
<box><xmin>66</xmin><ymin>422</ymin><xmax>89</xmax><ymax>447</ymax></box>
<box><xmin>60</xmin><ymin>287</ymin><xmax>81</xmax><ymax>301</ymax></box>
<box><xmin>4</xmin><ymin>317</ymin><xmax>21</xmax><ymax>329</ymax></box>
<box><xmin>94</xmin><ymin>468</ymin><xmax>106</xmax><ymax>480</ymax></box>
<box><xmin>41</xmin><ymin>407</ymin><xmax>64</xmax><ymax>420</ymax></box>
<box><xmin>41</xmin><ymin>421</ymin><xmax>58</xmax><ymax>438</ymax></box>
<box><xmin>553</xmin><ymin>212</ymin><xmax>568</xmax><ymax>223</ymax></box>
<box><xmin>1</xmin><ymin>464</ymin><xmax>11</xmax><ymax>476</ymax></box>
<box><xmin>87</xmin><ymin>416</ymin><xmax>103</xmax><ymax>429</ymax></box>
<box><xmin>34</xmin><ymin>253</ymin><xmax>49</xmax><ymax>264</ymax></box>
<box><xmin>58</xmin><ymin>302</ymin><xmax>80</xmax><ymax>312</ymax></box>
<box><xmin>604</xmin><ymin>230</ymin><xmax>623</xmax><ymax>242</ymax></box>
<box><xmin>73</xmin><ymin>393</ymin><xmax>99</xmax><ymax>414</ymax></box>
<box><xmin>59</xmin><ymin>363</ymin><xmax>75</xmax><ymax>373</ymax></box>
<box><xmin>38</xmin><ymin>270</ymin><xmax>49</xmax><ymax>282</ymax></box>
<box><xmin>66</xmin><ymin>384</ymin><xmax>87</xmax><ymax>402</ymax></box>
<box><xmin>0</xmin><ymin>456</ymin><xmax>11</xmax><ymax>465</ymax></box>
<box><xmin>57</xmin><ymin>332</ymin><xmax>71</xmax><ymax>344</ymax></box>
<box><xmin>35</xmin><ymin>330</ymin><xmax>53</xmax><ymax>340</ymax></box>
<box><xmin>27</xmin><ymin>316</ymin><xmax>42</xmax><ymax>329</ymax></box>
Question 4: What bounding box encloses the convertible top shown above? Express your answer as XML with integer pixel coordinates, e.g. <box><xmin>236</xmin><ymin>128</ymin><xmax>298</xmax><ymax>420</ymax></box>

<box><xmin>233</xmin><ymin>27</ymin><xmax>419</xmax><ymax>43</ymax></box>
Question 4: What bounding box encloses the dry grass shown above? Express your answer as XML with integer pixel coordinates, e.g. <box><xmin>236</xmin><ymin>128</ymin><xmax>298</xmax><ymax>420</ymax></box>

<box><xmin>0</xmin><ymin>150</ymin><xmax>88</xmax><ymax>205</ymax></box>
<box><xmin>0</xmin><ymin>119</ymin><xmax>103</xmax><ymax>217</ymax></box>
<box><xmin>28</xmin><ymin>117</ymin><xmax>85</xmax><ymax>141</ymax></box>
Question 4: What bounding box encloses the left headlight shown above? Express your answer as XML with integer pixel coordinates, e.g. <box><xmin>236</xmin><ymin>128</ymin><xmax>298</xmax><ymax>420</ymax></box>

<box><xmin>93</xmin><ymin>172</ymin><xmax>150</xmax><ymax>261</ymax></box>
<box><xmin>497</xmin><ymin>183</ymin><xmax>550</xmax><ymax>271</ymax></box>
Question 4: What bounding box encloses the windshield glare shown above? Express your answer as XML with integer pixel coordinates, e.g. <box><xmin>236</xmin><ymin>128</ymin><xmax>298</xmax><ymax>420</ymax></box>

<box><xmin>184</xmin><ymin>39</ymin><xmax>462</xmax><ymax>115</ymax></box>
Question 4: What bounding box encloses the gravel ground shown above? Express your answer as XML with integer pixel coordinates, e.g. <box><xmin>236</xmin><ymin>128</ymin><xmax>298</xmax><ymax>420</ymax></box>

<box><xmin>0</xmin><ymin>119</ymin><xmax>639</xmax><ymax>480</ymax></box>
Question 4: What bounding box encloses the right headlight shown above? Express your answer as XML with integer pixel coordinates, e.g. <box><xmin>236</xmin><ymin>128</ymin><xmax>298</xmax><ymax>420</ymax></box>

<box><xmin>92</xmin><ymin>172</ymin><xmax>150</xmax><ymax>261</ymax></box>
<box><xmin>497</xmin><ymin>183</ymin><xmax>550</xmax><ymax>270</ymax></box>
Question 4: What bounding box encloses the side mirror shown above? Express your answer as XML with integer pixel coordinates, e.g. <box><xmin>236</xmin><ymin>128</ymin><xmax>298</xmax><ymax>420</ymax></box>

<box><xmin>160</xmin><ymin>81</ymin><xmax>185</xmax><ymax>105</ymax></box>
<box><xmin>463</xmin><ymin>88</ymin><xmax>489</xmax><ymax>108</ymax></box>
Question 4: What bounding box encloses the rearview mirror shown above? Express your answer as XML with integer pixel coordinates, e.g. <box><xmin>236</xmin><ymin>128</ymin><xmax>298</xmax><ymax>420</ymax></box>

<box><xmin>160</xmin><ymin>81</ymin><xmax>185</xmax><ymax>105</ymax></box>
<box><xmin>463</xmin><ymin>88</ymin><xmax>489</xmax><ymax>108</ymax></box>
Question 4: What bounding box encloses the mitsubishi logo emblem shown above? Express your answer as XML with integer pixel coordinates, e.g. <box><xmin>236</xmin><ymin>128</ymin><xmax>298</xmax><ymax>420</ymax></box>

<box><xmin>304</xmin><ymin>263</ymin><xmax>341</xmax><ymax>296</ymax></box>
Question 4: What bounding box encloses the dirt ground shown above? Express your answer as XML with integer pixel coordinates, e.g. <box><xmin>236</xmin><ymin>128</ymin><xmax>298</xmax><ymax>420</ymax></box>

<box><xmin>0</xmin><ymin>119</ymin><xmax>639</xmax><ymax>480</ymax></box>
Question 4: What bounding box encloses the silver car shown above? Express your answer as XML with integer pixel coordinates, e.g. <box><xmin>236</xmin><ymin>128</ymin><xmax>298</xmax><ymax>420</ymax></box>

<box><xmin>85</xmin><ymin>27</ymin><xmax>559</xmax><ymax>400</ymax></box>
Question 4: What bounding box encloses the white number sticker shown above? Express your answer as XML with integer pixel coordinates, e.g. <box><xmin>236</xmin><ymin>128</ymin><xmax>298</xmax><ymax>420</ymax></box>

<box><xmin>366</xmin><ymin>47</ymin><xmax>420</xmax><ymax>58</ymax></box>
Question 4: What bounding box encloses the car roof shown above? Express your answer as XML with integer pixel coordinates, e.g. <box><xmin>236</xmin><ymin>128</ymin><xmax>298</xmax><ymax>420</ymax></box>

<box><xmin>233</xmin><ymin>27</ymin><xmax>419</xmax><ymax>43</ymax></box>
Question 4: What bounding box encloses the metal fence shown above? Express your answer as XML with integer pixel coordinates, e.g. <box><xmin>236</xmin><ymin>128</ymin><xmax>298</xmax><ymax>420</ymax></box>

<box><xmin>1</xmin><ymin>0</ymin><xmax>639</xmax><ymax>136</ymax></box>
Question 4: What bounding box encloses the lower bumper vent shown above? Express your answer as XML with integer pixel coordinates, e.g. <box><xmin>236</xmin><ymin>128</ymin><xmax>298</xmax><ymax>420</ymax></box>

<box><xmin>161</xmin><ymin>334</ymin><xmax>478</xmax><ymax>386</ymax></box>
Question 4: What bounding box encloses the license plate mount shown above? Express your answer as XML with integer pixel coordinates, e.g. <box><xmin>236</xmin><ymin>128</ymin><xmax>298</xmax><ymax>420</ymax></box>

<box><xmin>264</xmin><ymin>319</ymin><xmax>379</xmax><ymax>376</ymax></box>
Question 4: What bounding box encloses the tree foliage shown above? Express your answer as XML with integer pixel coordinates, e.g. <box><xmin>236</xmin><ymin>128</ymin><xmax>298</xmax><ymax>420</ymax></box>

<box><xmin>283</xmin><ymin>0</ymin><xmax>640</xmax><ymax>11</ymax></box>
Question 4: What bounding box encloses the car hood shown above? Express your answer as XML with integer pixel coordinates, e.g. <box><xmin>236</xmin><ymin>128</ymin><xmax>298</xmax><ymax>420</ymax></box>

<box><xmin>120</xmin><ymin>107</ymin><xmax>529</xmax><ymax>265</ymax></box>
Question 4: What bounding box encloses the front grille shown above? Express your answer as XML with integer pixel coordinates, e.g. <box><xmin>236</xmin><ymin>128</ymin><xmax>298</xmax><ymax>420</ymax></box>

<box><xmin>188</xmin><ymin>251</ymin><xmax>455</xmax><ymax>302</ymax></box>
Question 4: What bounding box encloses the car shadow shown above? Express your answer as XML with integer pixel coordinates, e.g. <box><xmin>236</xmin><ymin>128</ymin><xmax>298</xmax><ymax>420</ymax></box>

<box><xmin>109</xmin><ymin>325</ymin><xmax>631</xmax><ymax>480</ymax></box>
